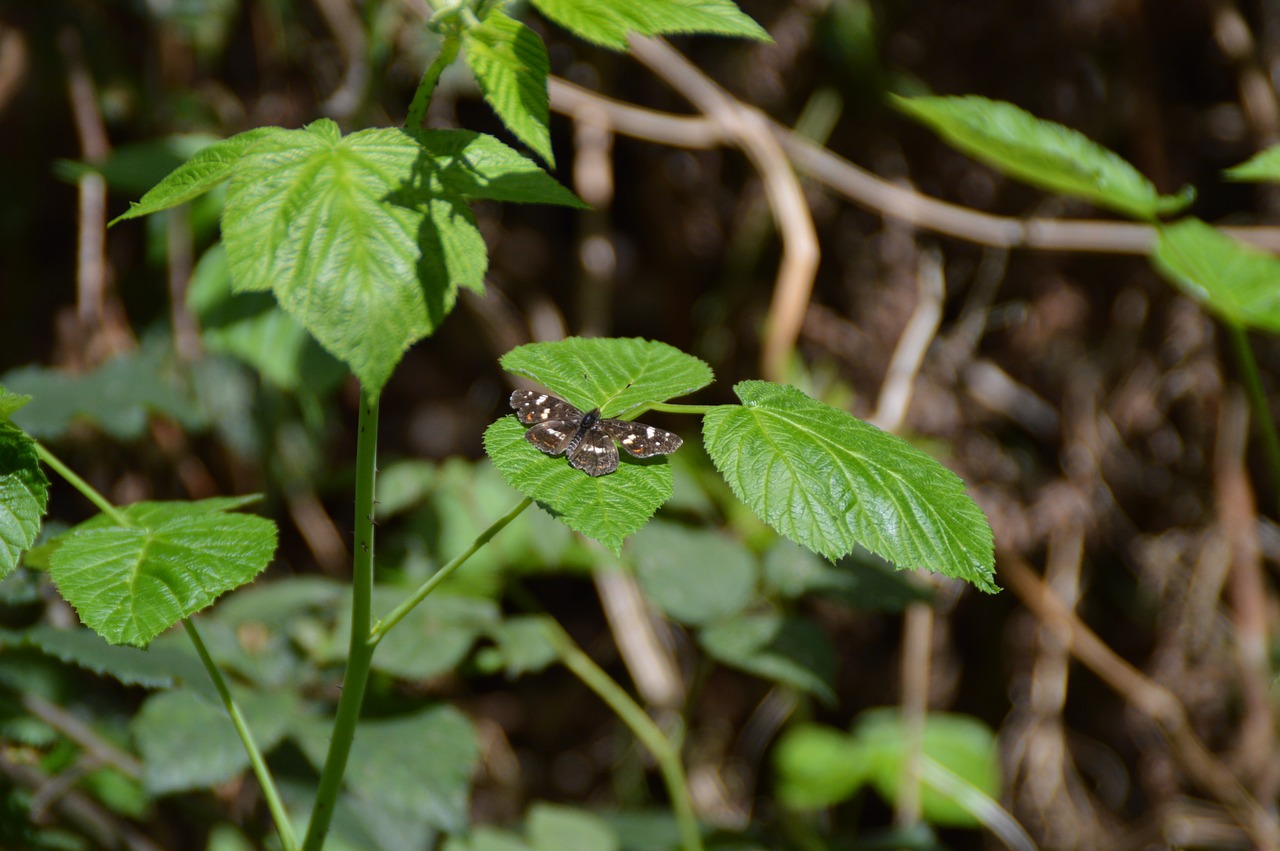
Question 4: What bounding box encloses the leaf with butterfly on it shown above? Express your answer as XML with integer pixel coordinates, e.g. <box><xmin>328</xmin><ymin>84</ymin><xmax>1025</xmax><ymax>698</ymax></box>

<box><xmin>509</xmin><ymin>389</ymin><xmax>683</xmax><ymax>477</ymax></box>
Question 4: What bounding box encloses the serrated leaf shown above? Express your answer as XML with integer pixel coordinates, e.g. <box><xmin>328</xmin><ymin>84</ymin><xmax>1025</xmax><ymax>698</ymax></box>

<box><xmin>132</xmin><ymin>687</ymin><xmax>296</xmax><ymax>793</ymax></box>
<box><xmin>22</xmin><ymin>624</ymin><xmax>196</xmax><ymax>688</ymax></box>
<box><xmin>294</xmin><ymin>706</ymin><xmax>478</xmax><ymax>831</ymax></box>
<box><xmin>0</xmin><ymin>387</ymin><xmax>32</xmax><ymax>420</ymax></box>
<box><xmin>467</xmin><ymin>11</ymin><xmax>554</xmax><ymax>166</ymax></box>
<box><xmin>699</xmin><ymin>612</ymin><xmax>836</xmax><ymax>703</ymax></box>
<box><xmin>528</xmin><ymin>803</ymin><xmax>619</xmax><ymax>851</ymax></box>
<box><xmin>110</xmin><ymin>127</ymin><xmax>283</xmax><ymax>223</ymax></box>
<box><xmin>631</xmin><ymin>521</ymin><xmax>756</xmax><ymax>625</ymax></box>
<box><xmin>1151</xmin><ymin>217</ymin><xmax>1280</xmax><ymax>332</ymax></box>
<box><xmin>499</xmin><ymin>337</ymin><xmax>713</xmax><ymax>417</ymax></box>
<box><xmin>0</xmin><ymin>421</ymin><xmax>49</xmax><ymax>578</ymax></box>
<box><xmin>852</xmin><ymin>709</ymin><xmax>1001</xmax><ymax>828</ymax></box>
<box><xmin>772</xmin><ymin>723</ymin><xmax>867</xmax><ymax>809</ymax></box>
<box><xmin>703</xmin><ymin>382</ymin><xmax>996</xmax><ymax>592</ymax></box>
<box><xmin>484</xmin><ymin>417</ymin><xmax>673</xmax><ymax>555</ymax></box>
<box><xmin>531</xmin><ymin>0</ymin><xmax>769</xmax><ymax>51</ymax></box>
<box><xmin>892</xmin><ymin>95</ymin><xmax>1193</xmax><ymax>220</ymax></box>
<box><xmin>221</xmin><ymin>122</ymin><xmax>580</xmax><ymax>391</ymax></box>
<box><xmin>1225</xmin><ymin>145</ymin><xmax>1280</xmax><ymax>182</ymax></box>
<box><xmin>4</xmin><ymin>344</ymin><xmax>206</xmax><ymax>440</ymax></box>
<box><xmin>49</xmin><ymin>500</ymin><xmax>278</xmax><ymax>647</ymax></box>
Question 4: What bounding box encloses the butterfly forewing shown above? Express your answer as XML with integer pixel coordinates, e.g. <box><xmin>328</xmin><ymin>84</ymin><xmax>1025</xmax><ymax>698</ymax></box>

<box><xmin>599</xmin><ymin>418</ymin><xmax>684</xmax><ymax>458</ymax></box>
<box><xmin>568</xmin><ymin>428</ymin><xmax>620</xmax><ymax>477</ymax></box>
<box><xmin>510</xmin><ymin>389</ymin><xmax>584</xmax><ymax>426</ymax></box>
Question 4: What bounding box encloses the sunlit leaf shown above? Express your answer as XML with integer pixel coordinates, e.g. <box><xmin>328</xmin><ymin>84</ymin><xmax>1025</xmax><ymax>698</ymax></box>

<box><xmin>1151</xmin><ymin>217</ymin><xmax>1280</xmax><ymax>333</ymax></box>
<box><xmin>466</xmin><ymin>10</ymin><xmax>554</xmax><ymax>166</ymax></box>
<box><xmin>530</xmin><ymin>0</ymin><xmax>769</xmax><ymax>51</ymax></box>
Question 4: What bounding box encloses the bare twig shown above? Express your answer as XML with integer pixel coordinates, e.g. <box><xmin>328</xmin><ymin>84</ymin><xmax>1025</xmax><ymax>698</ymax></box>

<box><xmin>626</xmin><ymin>37</ymin><xmax>820</xmax><ymax>381</ymax></box>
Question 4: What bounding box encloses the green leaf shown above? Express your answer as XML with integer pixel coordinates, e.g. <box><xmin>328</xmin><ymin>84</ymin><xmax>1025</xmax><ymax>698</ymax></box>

<box><xmin>294</xmin><ymin>706</ymin><xmax>478</xmax><ymax>831</ymax></box>
<box><xmin>485</xmin><ymin>417</ymin><xmax>673</xmax><ymax>555</ymax></box>
<box><xmin>0</xmin><ymin>387</ymin><xmax>32</xmax><ymax>420</ymax></box>
<box><xmin>466</xmin><ymin>10</ymin><xmax>554</xmax><ymax>166</ymax></box>
<box><xmin>703</xmin><ymin>382</ymin><xmax>996</xmax><ymax>592</ymax></box>
<box><xmin>344</xmin><ymin>588</ymin><xmax>498</xmax><ymax>680</ymax></box>
<box><xmin>1225</xmin><ymin>145</ymin><xmax>1280</xmax><ymax>182</ymax></box>
<box><xmin>1151</xmin><ymin>217</ymin><xmax>1280</xmax><ymax>332</ymax></box>
<box><xmin>499</xmin><ymin>337</ymin><xmax>713</xmax><ymax>417</ymax></box>
<box><xmin>132</xmin><ymin>687</ymin><xmax>296</xmax><ymax>793</ymax></box>
<box><xmin>4</xmin><ymin>343</ymin><xmax>206</xmax><ymax>440</ymax></box>
<box><xmin>891</xmin><ymin>95</ymin><xmax>1193</xmax><ymax>220</ymax></box>
<box><xmin>220</xmin><ymin>122</ymin><xmax>580</xmax><ymax>391</ymax></box>
<box><xmin>48</xmin><ymin>499</ymin><xmax>278</xmax><ymax>647</ymax></box>
<box><xmin>110</xmin><ymin>127</ymin><xmax>283</xmax><ymax>223</ymax></box>
<box><xmin>530</xmin><ymin>0</ymin><xmax>769</xmax><ymax>51</ymax></box>
<box><xmin>280</xmin><ymin>781</ymin><xmax>437</xmax><ymax>851</ymax></box>
<box><xmin>528</xmin><ymin>803</ymin><xmax>619</xmax><ymax>851</ymax></box>
<box><xmin>762</xmin><ymin>540</ymin><xmax>931</xmax><ymax>612</ymax></box>
<box><xmin>772</xmin><ymin>723</ymin><xmax>866</xmax><ymax>809</ymax></box>
<box><xmin>489</xmin><ymin>615</ymin><xmax>560</xmax><ymax>677</ymax></box>
<box><xmin>631</xmin><ymin>521</ymin><xmax>756</xmax><ymax>625</ymax></box>
<box><xmin>851</xmin><ymin>709</ymin><xmax>1001</xmax><ymax>828</ymax></box>
<box><xmin>0</xmin><ymin>419</ymin><xmax>49</xmax><ymax>579</ymax></box>
<box><xmin>21</xmin><ymin>625</ymin><xmax>195</xmax><ymax>688</ymax></box>
<box><xmin>443</xmin><ymin>828</ymin><xmax>531</xmax><ymax>851</ymax></box>
<box><xmin>186</xmin><ymin>244</ymin><xmax>346</xmax><ymax>393</ymax></box>
<box><xmin>699</xmin><ymin>612</ymin><xmax>836</xmax><ymax>703</ymax></box>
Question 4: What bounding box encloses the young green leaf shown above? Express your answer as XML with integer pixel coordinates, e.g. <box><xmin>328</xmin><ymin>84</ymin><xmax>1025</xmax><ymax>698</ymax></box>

<box><xmin>0</xmin><ymin>387</ymin><xmax>32</xmax><ymax>420</ymax></box>
<box><xmin>772</xmin><ymin>723</ymin><xmax>867</xmax><ymax>809</ymax></box>
<box><xmin>220</xmin><ymin>121</ymin><xmax>582</xmax><ymax>390</ymax></box>
<box><xmin>530</xmin><ymin>0</ymin><xmax>769</xmax><ymax>51</ymax></box>
<box><xmin>48</xmin><ymin>499</ymin><xmax>278</xmax><ymax>647</ymax></box>
<box><xmin>109</xmin><ymin>127</ymin><xmax>283</xmax><ymax>223</ymax></box>
<box><xmin>699</xmin><ymin>612</ymin><xmax>837</xmax><ymax>703</ymax></box>
<box><xmin>632</xmin><ymin>521</ymin><xmax>757</xmax><ymax>625</ymax></box>
<box><xmin>703</xmin><ymin>382</ymin><xmax>996</xmax><ymax>592</ymax></box>
<box><xmin>466</xmin><ymin>10</ymin><xmax>554</xmax><ymax>166</ymax></box>
<box><xmin>488</xmin><ymin>615</ymin><xmax>560</xmax><ymax>678</ymax></box>
<box><xmin>132</xmin><ymin>687</ymin><xmax>297</xmax><ymax>793</ymax></box>
<box><xmin>892</xmin><ymin>95</ymin><xmax>1194</xmax><ymax>220</ymax></box>
<box><xmin>499</xmin><ymin>337</ymin><xmax>713</xmax><ymax>416</ymax></box>
<box><xmin>484</xmin><ymin>417</ymin><xmax>673</xmax><ymax>555</ymax></box>
<box><xmin>1151</xmin><ymin>217</ymin><xmax>1280</xmax><ymax>333</ymax></box>
<box><xmin>293</xmin><ymin>706</ymin><xmax>478</xmax><ymax>832</ymax></box>
<box><xmin>1224</xmin><ymin>145</ymin><xmax>1280</xmax><ymax>182</ymax></box>
<box><xmin>0</xmin><ymin>404</ymin><xmax>49</xmax><ymax>578</ymax></box>
<box><xmin>851</xmin><ymin>709</ymin><xmax>1002</xmax><ymax>828</ymax></box>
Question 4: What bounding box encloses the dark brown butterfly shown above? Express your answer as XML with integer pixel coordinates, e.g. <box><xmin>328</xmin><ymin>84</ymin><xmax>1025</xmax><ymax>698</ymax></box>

<box><xmin>509</xmin><ymin>389</ymin><xmax>683</xmax><ymax>476</ymax></box>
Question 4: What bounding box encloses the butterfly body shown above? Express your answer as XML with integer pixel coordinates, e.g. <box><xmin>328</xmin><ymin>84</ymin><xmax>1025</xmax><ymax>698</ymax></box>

<box><xmin>509</xmin><ymin>389</ymin><xmax>682</xmax><ymax>476</ymax></box>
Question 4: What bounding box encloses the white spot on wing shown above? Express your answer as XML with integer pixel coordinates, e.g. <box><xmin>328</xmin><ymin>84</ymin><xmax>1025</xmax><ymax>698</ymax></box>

<box><xmin>646</xmin><ymin>427</ymin><xmax>656</xmax><ymax>439</ymax></box>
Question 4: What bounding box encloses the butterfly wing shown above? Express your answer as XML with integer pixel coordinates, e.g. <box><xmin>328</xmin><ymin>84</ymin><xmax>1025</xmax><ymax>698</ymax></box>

<box><xmin>568</xmin><ymin>427</ymin><xmax>620</xmax><ymax>476</ymax></box>
<box><xmin>524</xmin><ymin>420</ymin><xmax>579</xmax><ymax>456</ymax></box>
<box><xmin>510</xmin><ymin>389</ymin><xmax>583</xmax><ymax>425</ymax></box>
<box><xmin>599</xmin><ymin>418</ymin><xmax>683</xmax><ymax>458</ymax></box>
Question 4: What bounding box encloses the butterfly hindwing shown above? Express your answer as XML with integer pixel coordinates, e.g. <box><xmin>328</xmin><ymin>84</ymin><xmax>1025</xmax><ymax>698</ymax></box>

<box><xmin>568</xmin><ymin>427</ymin><xmax>620</xmax><ymax>477</ymax></box>
<box><xmin>524</xmin><ymin>420</ymin><xmax>579</xmax><ymax>456</ymax></box>
<box><xmin>599</xmin><ymin>418</ymin><xmax>684</xmax><ymax>458</ymax></box>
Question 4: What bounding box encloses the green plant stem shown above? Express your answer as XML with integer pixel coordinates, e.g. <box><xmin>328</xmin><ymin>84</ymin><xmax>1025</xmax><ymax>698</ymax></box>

<box><xmin>1228</xmin><ymin>323</ymin><xmax>1280</xmax><ymax>507</ymax></box>
<box><xmin>371</xmin><ymin>497</ymin><xmax>532</xmax><ymax>645</ymax></box>
<box><xmin>546</xmin><ymin>622</ymin><xmax>703</xmax><ymax>851</ymax></box>
<box><xmin>34</xmin><ymin>444</ymin><xmax>130</xmax><ymax>526</ymax></box>
<box><xmin>184</xmin><ymin>619</ymin><xmax>298</xmax><ymax>851</ymax></box>
<box><xmin>405</xmin><ymin>32</ymin><xmax>461</xmax><ymax>129</ymax></box>
<box><xmin>302</xmin><ymin>387</ymin><xmax>380</xmax><ymax>851</ymax></box>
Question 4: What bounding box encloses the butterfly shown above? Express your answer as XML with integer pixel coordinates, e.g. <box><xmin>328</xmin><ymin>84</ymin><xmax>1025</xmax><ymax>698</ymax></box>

<box><xmin>509</xmin><ymin>389</ymin><xmax>683</xmax><ymax>477</ymax></box>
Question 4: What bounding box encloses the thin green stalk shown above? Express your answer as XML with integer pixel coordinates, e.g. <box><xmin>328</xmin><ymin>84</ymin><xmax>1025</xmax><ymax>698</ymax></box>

<box><xmin>643</xmin><ymin>402</ymin><xmax>716</xmax><ymax>416</ymax></box>
<box><xmin>1228</xmin><ymin>323</ymin><xmax>1280</xmax><ymax>507</ymax></box>
<box><xmin>546</xmin><ymin>622</ymin><xmax>703</xmax><ymax>851</ymax></box>
<box><xmin>302</xmin><ymin>387</ymin><xmax>380</xmax><ymax>851</ymax></box>
<box><xmin>371</xmin><ymin>497</ymin><xmax>532</xmax><ymax>645</ymax></box>
<box><xmin>184</xmin><ymin>619</ymin><xmax>297</xmax><ymax>851</ymax></box>
<box><xmin>405</xmin><ymin>32</ymin><xmax>461</xmax><ymax>129</ymax></box>
<box><xmin>35</xmin><ymin>444</ymin><xmax>130</xmax><ymax>526</ymax></box>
